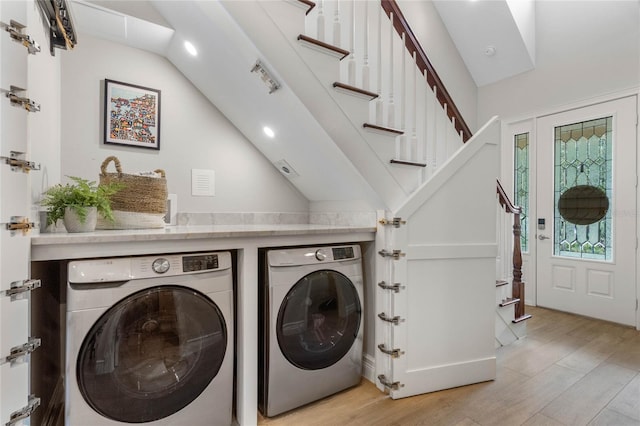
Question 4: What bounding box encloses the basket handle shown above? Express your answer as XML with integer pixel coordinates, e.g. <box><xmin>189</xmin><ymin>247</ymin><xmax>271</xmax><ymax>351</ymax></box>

<box><xmin>100</xmin><ymin>156</ymin><xmax>123</xmax><ymax>177</ymax></box>
<box><xmin>154</xmin><ymin>169</ymin><xmax>166</xmax><ymax>178</ymax></box>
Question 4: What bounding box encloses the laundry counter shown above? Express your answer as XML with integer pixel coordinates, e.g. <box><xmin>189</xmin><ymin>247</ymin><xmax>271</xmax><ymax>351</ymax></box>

<box><xmin>30</xmin><ymin>224</ymin><xmax>376</xmax><ymax>426</ymax></box>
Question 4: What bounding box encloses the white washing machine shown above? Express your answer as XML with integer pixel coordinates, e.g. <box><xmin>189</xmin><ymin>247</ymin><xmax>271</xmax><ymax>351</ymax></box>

<box><xmin>259</xmin><ymin>245</ymin><xmax>364</xmax><ymax>417</ymax></box>
<box><xmin>65</xmin><ymin>252</ymin><xmax>234</xmax><ymax>425</ymax></box>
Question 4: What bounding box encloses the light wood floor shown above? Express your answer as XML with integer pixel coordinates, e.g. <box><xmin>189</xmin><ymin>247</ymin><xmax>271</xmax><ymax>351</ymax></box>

<box><xmin>257</xmin><ymin>306</ymin><xmax>640</xmax><ymax>426</ymax></box>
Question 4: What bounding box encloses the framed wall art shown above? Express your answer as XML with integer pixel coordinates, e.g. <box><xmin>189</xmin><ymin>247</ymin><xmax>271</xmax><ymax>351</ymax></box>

<box><xmin>104</xmin><ymin>79</ymin><xmax>161</xmax><ymax>150</ymax></box>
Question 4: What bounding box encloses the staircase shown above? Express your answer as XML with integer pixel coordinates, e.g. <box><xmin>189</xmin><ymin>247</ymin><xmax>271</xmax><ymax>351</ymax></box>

<box><xmin>222</xmin><ymin>0</ymin><xmax>471</xmax><ymax>211</ymax></box>
<box><xmin>221</xmin><ymin>0</ymin><xmax>528</xmax><ymax>343</ymax></box>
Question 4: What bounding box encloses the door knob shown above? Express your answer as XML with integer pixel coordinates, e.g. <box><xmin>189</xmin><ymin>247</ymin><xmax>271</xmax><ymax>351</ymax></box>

<box><xmin>538</xmin><ymin>235</ymin><xmax>551</xmax><ymax>240</ymax></box>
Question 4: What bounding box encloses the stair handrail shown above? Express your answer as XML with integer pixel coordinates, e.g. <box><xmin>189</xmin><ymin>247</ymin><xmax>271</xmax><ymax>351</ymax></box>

<box><xmin>381</xmin><ymin>0</ymin><xmax>472</xmax><ymax>142</ymax></box>
<box><xmin>496</xmin><ymin>179</ymin><xmax>527</xmax><ymax>321</ymax></box>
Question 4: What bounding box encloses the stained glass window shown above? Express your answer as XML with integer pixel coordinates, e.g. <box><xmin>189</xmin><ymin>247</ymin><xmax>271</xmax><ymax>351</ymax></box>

<box><xmin>514</xmin><ymin>133</ymin><xmax>529</xmax><ymax>252</ymax></box>
<box><xmin>554</xmin><ymin>117</ymin><xmax>612</xmax><ymax>260</ymax></box>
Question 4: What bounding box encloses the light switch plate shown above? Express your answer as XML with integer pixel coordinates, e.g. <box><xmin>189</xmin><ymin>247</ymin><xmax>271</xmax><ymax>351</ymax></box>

<box><xmin>192</xmin><ymin>169</ymin><xmax>215</xmax><ymax>196</ymax></box>
<box><xmin>165</xmin><ymin>194</ymin><xmax>177</xmax><ymax>225</ymax></box>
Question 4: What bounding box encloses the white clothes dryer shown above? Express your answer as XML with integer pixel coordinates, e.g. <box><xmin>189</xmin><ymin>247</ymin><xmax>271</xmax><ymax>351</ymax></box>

<box><xmin>65</xmin><ymin>252</ymin><xmax>234</xmax><ymax>426</ymax></box>
<box><xmin>259</xmin><ymin>245</ymin><xmax>364</xmax><ymax>417</ymax></box>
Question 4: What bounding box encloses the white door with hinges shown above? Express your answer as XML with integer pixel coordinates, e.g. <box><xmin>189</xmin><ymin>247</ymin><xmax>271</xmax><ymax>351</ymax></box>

<box><xmin>374</xmin><ymin>119</ymin><xmax>500</xmax><ymax>398</ymax></box>
<box><xmin>536</xmin><ymin>96</ymin><xmax>638</xmax><ymax>328</ymax></box>
<box><xmin>1</xmin><ymin>1</ymin><xmax>39</xmax><ymax>424</ymax></box>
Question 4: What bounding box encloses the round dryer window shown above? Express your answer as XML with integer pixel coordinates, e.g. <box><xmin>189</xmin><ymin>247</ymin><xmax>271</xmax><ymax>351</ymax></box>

<box><xmin>277</xmin><ymin>270</ymin><xmax>361</xmax><ymax>370</ymax></box>
<box><xmin>76</xmin><ymin>285</ymin><xmax>227</xmax><ymax>423</ymax></box>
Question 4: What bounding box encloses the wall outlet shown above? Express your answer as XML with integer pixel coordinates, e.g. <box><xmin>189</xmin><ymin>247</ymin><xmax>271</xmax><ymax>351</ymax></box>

<box><xmin>192</xmin><ymin>169</ymin><xmax>215</xmax><ymax>196</ymax></box>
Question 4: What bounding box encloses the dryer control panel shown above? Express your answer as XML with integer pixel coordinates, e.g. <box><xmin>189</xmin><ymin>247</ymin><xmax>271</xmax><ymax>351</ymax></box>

<box><xmin>183</xmin><ymin>254</ymin><xmax>219</xmax><ymax>272</ymax></box>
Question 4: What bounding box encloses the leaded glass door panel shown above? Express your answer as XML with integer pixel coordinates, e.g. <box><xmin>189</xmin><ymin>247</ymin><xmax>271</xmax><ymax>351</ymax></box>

<box><xmin>536</xmin><ymin>97</ymin><xmax>637</xmax><ymax>327</ymax></box>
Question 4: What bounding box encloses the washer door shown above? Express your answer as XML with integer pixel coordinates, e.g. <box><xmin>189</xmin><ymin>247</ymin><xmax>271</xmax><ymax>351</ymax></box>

<box><xmin>276</xmin><ymin>270</ymin><xmax>361</xmax><ymax>370</ymax></box>
<box><xmin>77</xmin><ymin>285</ymin><xmax>227</xmax><ymax>423</ymax></box>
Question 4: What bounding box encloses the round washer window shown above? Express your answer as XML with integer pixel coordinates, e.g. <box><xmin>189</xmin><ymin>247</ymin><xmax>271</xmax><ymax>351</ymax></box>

<box><xmin>276</xmin><ymin>270</ymin><xmax>361</xmax><ymax>370</ymax></box>
<box><xmin>77</xmin><ymin>285</ymin><xmax>227</xmax><ymax>423</ymax></box>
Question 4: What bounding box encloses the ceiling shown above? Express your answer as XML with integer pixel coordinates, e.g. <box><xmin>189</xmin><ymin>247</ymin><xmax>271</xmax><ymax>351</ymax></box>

<box><xmin>433</xmin><ymin>0</ymin><xmax>536</xmax><ymax>87</ymax></box>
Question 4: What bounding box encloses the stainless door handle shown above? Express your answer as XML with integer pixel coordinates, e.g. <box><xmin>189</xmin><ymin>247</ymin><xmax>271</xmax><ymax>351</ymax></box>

<box><xmin>538</xmin><ymin>235</ymin><xmax>551</xmax><ymax>240</ymax></box>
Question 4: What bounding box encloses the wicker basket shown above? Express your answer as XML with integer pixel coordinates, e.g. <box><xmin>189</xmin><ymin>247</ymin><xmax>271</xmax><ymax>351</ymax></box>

<box><xmin>96</xmin><ymin>156</ymin><xmax>168</xmax><ymax>229</ymax></box>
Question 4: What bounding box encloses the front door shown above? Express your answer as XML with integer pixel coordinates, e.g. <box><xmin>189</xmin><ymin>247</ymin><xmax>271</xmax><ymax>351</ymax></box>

<box><xmin>536</xmin><ymin>96</ymin><xmax>637</xmax><ymax>327</ymax></box>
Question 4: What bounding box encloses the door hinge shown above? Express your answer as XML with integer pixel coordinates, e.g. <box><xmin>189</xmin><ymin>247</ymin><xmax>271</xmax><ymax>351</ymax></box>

<box><xmin>1</xmin><ymin>337</ymin><xmax>41</xmax><ymax>366</ymax></box>
<box><xmin>378</xmin><ymin>312</ymin><xmax>404</xmax><ymax>325</ymax></box>
<box><xmin>2</xmin><ymin>86</ymin><xmax>40</xmax><ymax>112</ymax></box>
<box><xmin>0</xmin><ymin>20</ymin><xmax>40</xmax><ymax>54</ymax></box>
<box><xmin>377</xmin><ymin>281</ymin><xmax>404</xmax><ymax>293</ymax></box>
<box><xmin>378</xmin><ymin>249</ymin><xmax>406</xmax><ymax>260</ymax></box>
<box><xmin>379</xmin><ymin>217</ymin><xmax>406</xmax><ymax>228</ymax></box>
<box><xmin>1</xmin><ymin>151</ymin><xmax>40</xmax><ymax>173</ymax></box>
<box><xmin>5</xmin><ymin>395</ymin><xmax>40</xmax><ymax>426</ymax></box>
<box><xmin>1</xmin><ymin>279</ymin><xmax>41</xmax><ymax>301</ymax></box>
<box><xmin>377</xmin><ymin>343</ymin><xmax>404</xmax><ymax>358</ymax></box>
<box><xmin>377</xmin><ymin>374</ymin><xmax>404</xmax><ymax>391</ymax></box>
<box><xmin>5</xmin><ymin>216</ymin><xmax>35</xmax><ymax>235</ymax></box>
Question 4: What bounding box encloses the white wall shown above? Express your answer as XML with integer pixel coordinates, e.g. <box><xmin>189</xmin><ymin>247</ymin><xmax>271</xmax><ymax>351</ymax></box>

<box><xmin>397</xmin><ymin>0</ymin><xmax>478</xmax><ymax>132</ymax></box>
<box><xmin>478</xmin><ymin>1</ymin><xmax>640</xmax><ymax>124</ymax></box>
<box><xmin>59</xmin><ymin>35</ymin><xmax>310</xmax><ymax>213</ymax></box>
<box><xmin>28</xmin><ymin>1</ymin><xmax>61</xmax><ymax>211</ymax></box>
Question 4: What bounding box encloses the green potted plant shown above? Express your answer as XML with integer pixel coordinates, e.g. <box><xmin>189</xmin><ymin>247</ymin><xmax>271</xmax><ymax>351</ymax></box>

<box><xmin>41</xmin><ymin>176</ymin><xmax>123</xmax><ymax>232</ymax></box>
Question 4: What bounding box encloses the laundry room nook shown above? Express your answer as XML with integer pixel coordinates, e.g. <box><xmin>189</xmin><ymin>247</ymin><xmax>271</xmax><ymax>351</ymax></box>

<box><xmin>0</xmin><ymin>0</ymin><xmax>512</xmax><ymax>425</ymax></box>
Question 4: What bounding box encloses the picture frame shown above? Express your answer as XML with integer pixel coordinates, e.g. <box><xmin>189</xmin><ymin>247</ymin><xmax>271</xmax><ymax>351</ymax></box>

<box><xmin>104</xmin><ymin>79</ymin><xmax>161</xmax><ymax>150</ymax></box>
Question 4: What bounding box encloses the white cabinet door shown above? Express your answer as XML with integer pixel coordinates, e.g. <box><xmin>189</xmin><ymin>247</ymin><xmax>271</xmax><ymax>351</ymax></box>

<box><xmin>375</xmin><ymin>118</ymin><xmax>500</xmax><ymax>398</ymax></box>
<box><xmin>1</xmin><ymin>1</ymin><xmax>38</xmax><ymax>424</ymax></box>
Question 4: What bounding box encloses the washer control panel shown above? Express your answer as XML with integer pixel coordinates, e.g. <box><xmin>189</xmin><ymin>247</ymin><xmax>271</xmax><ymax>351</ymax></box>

<box><xmin>68</xmin><ymin>252</ymin><xmax>231</xmax><ymax>283</ymax></box>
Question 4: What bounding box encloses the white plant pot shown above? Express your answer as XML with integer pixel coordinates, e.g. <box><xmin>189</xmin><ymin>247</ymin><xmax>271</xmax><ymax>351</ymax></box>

<box><xmin>63</xmin><ymin>206</ymin><xmax>97</xmax><ymax>233</ymax></box>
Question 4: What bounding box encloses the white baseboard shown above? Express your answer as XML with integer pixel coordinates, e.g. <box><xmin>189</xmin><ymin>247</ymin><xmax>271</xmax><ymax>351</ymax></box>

<box><xmin>362</xmin><ymin>353</ymin><xmax>375</xmax><ymax>384</ymax></box>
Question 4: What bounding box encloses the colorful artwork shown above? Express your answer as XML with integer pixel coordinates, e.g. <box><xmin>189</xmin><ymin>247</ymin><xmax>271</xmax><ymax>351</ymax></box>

<box><xmin>104</xmin><ymin>79</ymin><xmax>161</xmax><ymax>150</ymax></box>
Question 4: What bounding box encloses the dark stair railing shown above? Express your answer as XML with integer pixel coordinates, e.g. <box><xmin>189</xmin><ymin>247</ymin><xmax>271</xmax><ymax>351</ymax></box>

<box><xmin>497</xmin><ymin>180</ymin><xmax>530</xmax><ymax>322</ymax></box>
<box><xmin>381</xmin><ymin>0</ymin><xmax>472</xmax><ymax>142</ymax></box>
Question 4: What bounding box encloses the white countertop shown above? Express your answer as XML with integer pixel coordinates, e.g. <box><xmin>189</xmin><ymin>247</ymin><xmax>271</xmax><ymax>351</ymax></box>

<box><xmin>30</xmin><ymin>224</ymin><xmax>377</xmax><ymax>260</ymax></box>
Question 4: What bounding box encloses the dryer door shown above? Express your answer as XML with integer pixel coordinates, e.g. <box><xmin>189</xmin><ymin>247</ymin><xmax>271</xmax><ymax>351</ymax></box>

<box><xmin>76</xmin><ymin>285</ymin><xmax>227</xmax><ymax>423</ymax></box>
<box><xmin>277</xmin><ymin>270</ymin><xmax>361</xmax><ymax>370</ymax></box>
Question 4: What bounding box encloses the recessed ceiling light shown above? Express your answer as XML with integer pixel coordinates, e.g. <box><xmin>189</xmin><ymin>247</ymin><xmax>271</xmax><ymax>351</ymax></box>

<box><xmin>263</xmin><ymin>126</ymin><xmax>275</xmax><ymax>138</ymax></box>
<box><xmin>184</xmin><ymin>41</ymin><xmax>198</xmax><ymax>56</ymax></box>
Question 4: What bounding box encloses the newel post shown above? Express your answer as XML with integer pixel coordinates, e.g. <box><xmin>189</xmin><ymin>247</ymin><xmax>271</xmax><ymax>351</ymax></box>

<box><xmin>512</xmin><ymin>211</ymin><xmax>525</xmax><ymax>319</ymax></box>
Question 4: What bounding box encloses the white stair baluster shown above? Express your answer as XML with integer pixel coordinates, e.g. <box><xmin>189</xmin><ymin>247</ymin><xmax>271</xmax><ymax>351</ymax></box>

<box><xmin>422</xmin><ymin>71</ymin><xmax>431</xmax><ymax>181</ymax></box>
<box><xmin>387</xmin><ymin>11</ymin><xmax>395</xmax><ymax>129</ymax></box>
<box><xmin>317</xmin><ymin>0</ymin><xmax>325</xmax><ymax>41</ymax></box>
<box><xmin>375</xmin><ymin>4</ymin><xmax>384</xmax><ymax>125</ymax></box>
<box><xmin>362</xmin><ymin>1</ymin><xmax>370</xmax><ymax>91</ymax></box>
<box><xmin>431</xmin><ymin>85</ymin><xmax>438</xmax><ymax>171</ymax></box>
<box><xmin>347</xmin><ymin>0</ymin><xmax>356</xmax><ymax>85</ymax></box>
<box><xmin>333</xmin><ymin>0</ymin><xmax>341</xmax><ymax>47</ymax></box>
<box><xmin>410</xmin><ymin>51</ymin><xmax>417</xmax><ymax>164</ymax></box>
<box><xmin>397</xmin><ymin>32</ymin><xmax>406</xmax><ymax>160</ymax></box>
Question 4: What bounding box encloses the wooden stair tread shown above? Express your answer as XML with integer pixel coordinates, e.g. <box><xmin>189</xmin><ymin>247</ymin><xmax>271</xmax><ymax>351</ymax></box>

<box><xmin>297</xmin><ymin>0</ymin><xmax>316</xmax><ymax>14</ymax></box>
<box><xmin>496</xmin><ymin>280</ymin><xmax>509</xmax><ymax>287</ymax></box>
<box><xmin>362</xmin><ymin>123</ymin><xmax>404</xmax><ymax>135</ymax></box>
<box><xmin>333</xmin><ymin>82</ymin><xmax>379</xmax><ymax>100</ymax></box>
<box><xmin>390</xmin><ymin>159</ymin><xmax>426</xmax><ymax>167</ymax></box>
<box><xmin>297</xmin><ymin>34</ymin><xmax>350</xmax><ymax>59</ymax></box>
<box><xmin>499</xmin><ymin>297</ymin><xmax>520</xmax><ymax>307</ymax></box>
<box><xmin>512</xmin><ymin>314</ymin><xmax>533</xmax><ymax>323</ymax></box>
